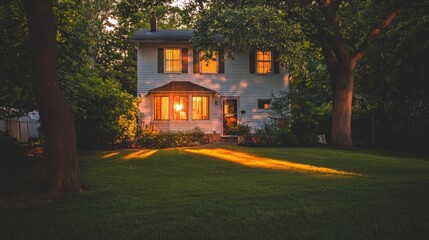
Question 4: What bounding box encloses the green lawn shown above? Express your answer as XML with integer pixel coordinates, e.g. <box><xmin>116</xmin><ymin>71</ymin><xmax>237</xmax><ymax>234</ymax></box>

<box><xmin>1</xmin><ymin>143</ymin><xmax>429</xmax><ymax>239</ymax></box>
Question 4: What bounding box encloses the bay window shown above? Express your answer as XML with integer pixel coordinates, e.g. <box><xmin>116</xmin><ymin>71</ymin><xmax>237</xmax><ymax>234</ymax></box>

<box><xmin>192</xmin><ymin>96</ymin><xmax>209</xmax><ymax>120</ymax></box>
<box><xmin>173</xmin><ymin>96</ymin><xmax>188</xmax><ymax>120</ymax></box>
<box><xmin>154</xmin><ymin>96</ymin><xmax>169</xmax><ymax>120</ymax></box>
<box><xmin>154</xmin><ymin>94</ymin><xmax>210</xmax><ymax>121</ymax></box>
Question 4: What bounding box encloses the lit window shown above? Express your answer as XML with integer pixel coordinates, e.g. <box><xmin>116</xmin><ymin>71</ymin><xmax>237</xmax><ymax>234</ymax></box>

<box><xmin>173</xmin><ymin>96</ymin><xmax>188</xmax><ymax>120</ymax></box>
<box><xmin>165</xmin><ymin>49</ymin><xmax>181</xmax><ymax>72</ymax></box>
<box><xmin>192</xmin><ymin>96</ymin><xmax>209</xmax><ymax>120</ymax></box>
<box><xmin>258</xmin><ymin>99</ymin><xmax>271</xmax><ymax>109</ymax></box>
<box><xmin>201</xmin><ymin>51</ymin><xmax>217</xmax><ymax>74</ymax></box>
<box><xmin>257</xmin><ymin>51</ymin><xmax>272</xmax><ymax>74</ymax></box>
<box><xmin>155</xmin><ymin>96</ymin><xmax>169</xmax><ymax>120</ymax></box>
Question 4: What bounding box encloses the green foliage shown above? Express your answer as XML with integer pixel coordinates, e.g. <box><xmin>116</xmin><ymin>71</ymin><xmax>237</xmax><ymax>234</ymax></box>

<box><xmin>52</xmin><ymin>0</ymin><xmax>140</xmax><ymax>150</ymax></box>
<box><xmin>66</xmin><ymin>74</ymin><xmax>139</xmax><ymax>150</ymax></box>
<box><xmin>136</xmin><ymin>127</ymin><xmax>208</xmax><ymax>148</ymax></box>
<box><xmin>1</xmin><ymin>0</ymin><xmax>141</xmax><ymax>149</ymax></box>
<box><xmin>190</xmin><ymin>0</ymin><xmax>423</xmax><ymax>147</ymax></box>
<box><xmin>0</xmin><ymin>0</ymin><xmax>34</xmax><ymax>113</ymax></box>
<box><xmin>98</xmin><ymin>0</ymin><xmax>184</xmax><ymax>94</ymax></box>
<box><xmin>268</xmin><ymin>87</ymin><xmax>321</xmax><ymax>146</ymax></box>
<box><xmin>225</xmin><ymin>123</ymin><xmax>252</xmax><ymax>138</ymax></box>
<box><xmin>353</xmin><ymin>0</ymin><xmax>429</xmax><ymax>151</ymax></box>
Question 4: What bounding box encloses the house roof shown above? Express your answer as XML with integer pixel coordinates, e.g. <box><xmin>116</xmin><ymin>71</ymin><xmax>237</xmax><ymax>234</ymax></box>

<box><xmin>147</xmin><ymin>81</ymin><xmax>217</xmax><ymax>94</ymax></box>
<box><xmin>130</xmin><ymin>29</ymin><xmax>223</xmax><ymax>43</ymax></box>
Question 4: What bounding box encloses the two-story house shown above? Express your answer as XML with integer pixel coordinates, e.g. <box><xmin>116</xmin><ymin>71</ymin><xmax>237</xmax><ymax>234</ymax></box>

<box><xmin>131</xmin><ymin>16</ymin><xmax>289</xmax><ymax>137</ymax></box>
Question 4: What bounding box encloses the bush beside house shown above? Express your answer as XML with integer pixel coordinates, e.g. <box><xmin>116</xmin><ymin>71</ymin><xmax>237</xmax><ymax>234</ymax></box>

<box><xmin>136</xmin><ymin>127</ymin><xmax>209</xmax><ymax>148</ymax></box>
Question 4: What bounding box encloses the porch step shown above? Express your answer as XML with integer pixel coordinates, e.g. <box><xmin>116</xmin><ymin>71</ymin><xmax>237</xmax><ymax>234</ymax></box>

<box><xmin>220</xmin><ymin>137</ymin><xmax>237</xmax><ymax>142</ymax></box>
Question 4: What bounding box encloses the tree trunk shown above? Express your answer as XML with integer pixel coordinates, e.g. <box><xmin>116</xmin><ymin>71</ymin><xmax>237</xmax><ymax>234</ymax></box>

<box><xmin>23</xmin><ymin>0</ymin><xmax>82</xmax><ymax>193</ymax></box>
<box><xmin>331</xmin><ymin>63</ymin><xmax>355</xmax><ymax>147</ymax></box>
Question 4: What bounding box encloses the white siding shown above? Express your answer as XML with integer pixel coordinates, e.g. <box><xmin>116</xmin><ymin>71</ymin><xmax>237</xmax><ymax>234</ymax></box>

<box><xmin>137</xmin><ymin>43</ymin><xmax>289</xmax><ymax>133</ymax></box>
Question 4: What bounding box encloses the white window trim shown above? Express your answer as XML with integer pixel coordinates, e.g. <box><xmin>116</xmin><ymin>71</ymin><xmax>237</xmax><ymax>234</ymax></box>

<box><xmin>165</xmin><ymin>48</ymin><xmax>182</xmax><ymax>73</ymax></box>
<box><xmin>192</xmin><ymin>95</ymin><xmax>211</xmax><ymax>120</ymax></box>
<box><xmin>153</xmin><ymin>94</ymin><xmax>212</xmax><ymax>121</ymax></box>
<box><xmin>256</xmin><ymin>50</ymin><xmax>272</xmax><ymax>74</ymax></box>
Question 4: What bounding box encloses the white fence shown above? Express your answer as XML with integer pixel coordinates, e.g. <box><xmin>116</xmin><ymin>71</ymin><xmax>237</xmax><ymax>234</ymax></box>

<box><xmin>0</xmin><ymin>118</ymin><xmax>40</xmax><ymax>143</ymax></box>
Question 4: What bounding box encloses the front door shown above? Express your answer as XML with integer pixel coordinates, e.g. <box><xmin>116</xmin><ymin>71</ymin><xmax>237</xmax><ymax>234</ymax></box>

<box><xmin>222</xmin><ymin>99</ymin><xmax>238</xmax><ymax>136</ymax></box>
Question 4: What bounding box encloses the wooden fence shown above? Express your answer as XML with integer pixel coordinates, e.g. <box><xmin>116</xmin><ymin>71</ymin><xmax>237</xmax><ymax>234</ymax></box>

<box><xmin>0</xmin><ymin>119</ymin><xmax>40</xmax><ymax>143</ymax></box>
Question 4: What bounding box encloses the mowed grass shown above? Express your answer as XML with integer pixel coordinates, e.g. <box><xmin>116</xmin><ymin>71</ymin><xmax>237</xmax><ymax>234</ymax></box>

<box><xmin>1</xmin><ymin>143</ymin><xmax>429</xmax><ymax>240</ymax></box>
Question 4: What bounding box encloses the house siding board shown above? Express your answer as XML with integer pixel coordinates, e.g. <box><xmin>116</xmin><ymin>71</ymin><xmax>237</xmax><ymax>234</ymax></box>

<box><xmin>137</xmin><ymin>43</ymin><xmax>288</xmax><ymax>133</ymax></box>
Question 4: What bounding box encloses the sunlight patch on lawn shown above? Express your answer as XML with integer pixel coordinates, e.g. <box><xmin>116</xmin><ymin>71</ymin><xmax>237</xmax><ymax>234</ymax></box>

<box><xmin>123</xmin><ymin>150</ymin><xmax>158</xmax><ymax>160</ymax></box>
<box><xmin>101</xmin><ymin>152</ymin><xmax>120</xmax><ymax>158</ymax></box>
<box><xmin>184</xmin><ymin>148</ymin><xmax>361</xmax><ymax>176</ymax></box>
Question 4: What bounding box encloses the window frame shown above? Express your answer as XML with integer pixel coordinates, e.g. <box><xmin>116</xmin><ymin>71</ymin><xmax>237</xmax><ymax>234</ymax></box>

<box><xmin>256</xmin><ymin>50</ymin><xmax>272</xmax><ymax>74</ymax></box>
<box><xmin>257</xmin><ymin>99</ymin><xmax>272</xmax><ymax>110</ymax></box>
<box><xmin>154</xmin><ymin>96</ymin><xmax>169</xmax><ymax>120</ymax></box>
<box><xmin>200</xmin><ymin>51</ymin><xmax>218</xmax><ymax>74</ymax></box>
<box><xmin>192</xmin><ymin>95</ymin><xmax>210</xmax><ymax>120</ymax></box>
<box><xmin>164</xmin><ymin>48</ymin><xmax>182</xmax><ymax>73</ymax></box>
<box><xmin>173</xmin><ymin>95</ymin><xmax>189</xmax><ymax>121</ymax></box>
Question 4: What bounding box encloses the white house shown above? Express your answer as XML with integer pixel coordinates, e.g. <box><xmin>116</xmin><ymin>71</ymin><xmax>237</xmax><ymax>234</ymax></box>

<box><xmin>131</xmin><ymin>16</ymin><xmax>289</xmax><ymax>137</ymax></box>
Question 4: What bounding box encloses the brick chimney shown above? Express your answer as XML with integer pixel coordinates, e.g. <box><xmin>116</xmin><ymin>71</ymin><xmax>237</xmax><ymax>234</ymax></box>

<box><xmin>150</xmin><ymin>11</ymin><xmax>156</xmax><ymax>32</ymax></box>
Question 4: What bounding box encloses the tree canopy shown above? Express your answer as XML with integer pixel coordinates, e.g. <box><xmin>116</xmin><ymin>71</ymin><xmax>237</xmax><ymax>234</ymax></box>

<box><xmin>189</xmin><ymin>0</ymin><xmax>426</xmax><ymax>147</ymax></box>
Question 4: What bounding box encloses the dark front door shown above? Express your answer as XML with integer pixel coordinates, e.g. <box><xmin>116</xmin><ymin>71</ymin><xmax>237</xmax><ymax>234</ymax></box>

<box><xmin>223</xmin><ymin>99</ymin><xmax>238</xmax><ymax>136</ymax></box>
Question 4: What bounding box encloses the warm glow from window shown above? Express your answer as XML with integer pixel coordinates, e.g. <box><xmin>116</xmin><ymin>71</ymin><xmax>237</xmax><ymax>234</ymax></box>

<box><xmin>173</xmin><ymin>96</ymin><xmax>188</xmax><ymax>120</ymax></box>
<box><xmin>174</xmin><ymin>104</ymin><xmax>183</xmax><ymax>112</ymax></box>
<box><xmin>102</xmin><ymin>152</ymin><xmax>120</xmax><ymax>158</ymax></box>
<box><xmin>258</xmin><ymin>99</ymin><xmax>271</xmax><ymax>109</ymax></box>
<box><xmin>257</xmin><ymin>51</ymin><xmax>272</xmax><ymax>74</ymax></box>
<box><xmin>201</xmin><ymin>51</ymin><xmax>217</xmax><ymax>73</ymax></box>
<box><xmin>185</xmin><ymin>148</ymin><xmax>361</xmax><ymax>176</ymax></box>
<box><xmin>165</xmin><ymin>49</ymin><xmax>181</xmax><ymax>72</ymax></box>
<box><xmin>155</xmin><ymin>96</ymin><xmax>169</xmax><ymax>120</ymax></box>
<box><xmin>123</xmin><ymin>150</ymin><xmax>158</xmax><ymax>160</ymax></box>
<box><xmin>192</xmin><ymin>96</ymin><xmax>209</xmax><ymax>120</ymax></box>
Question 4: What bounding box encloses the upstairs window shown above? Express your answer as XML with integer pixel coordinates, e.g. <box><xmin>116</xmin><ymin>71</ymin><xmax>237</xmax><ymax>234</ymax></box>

<box><xmin>154</xmin><ymin>96</ymin><xmax>169</xmax><ymax>120</ymax></box>
<box><xmin>165</xmin><ymin>49</ymin><xmax>181</xmax><ymax>72</ymax></box>
<box><xmin>257</xmin><ymin>51</ymin><xmax>272</xmax><ymax>74</ymax></box>
<box><xmin>201</xmin><ymin>51</ymin><xmax>217</xmax><ymax>74</ymax></box>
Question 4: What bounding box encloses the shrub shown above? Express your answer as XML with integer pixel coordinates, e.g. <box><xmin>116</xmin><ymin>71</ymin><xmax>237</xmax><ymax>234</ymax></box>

<box><xmin>250</xmin><ymin>88</ymin><xmax>320</xmax><ymax>147</ymax></box>
<box><xmin>0</xmin><ymin>132</ymin><xmax>29</xmax><ymax>167</ymax></box>
<box><xmin>64</xmin><ymin>74</ymin><xmax>139</xmax><ymax>150</ymax></box>
<box><xmin>136</xmin><ymin>127</ymin><xmax>208</xmax><ymax>149</ymax></box>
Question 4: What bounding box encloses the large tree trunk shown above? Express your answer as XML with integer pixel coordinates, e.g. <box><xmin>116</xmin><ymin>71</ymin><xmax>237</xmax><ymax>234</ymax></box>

<box><xmin>331</xmin><ymin>63</ymin><xmax>355</xmax><ymax>147</ymax></box>
<box><xmin>23</xmin><ymin>0</ymin><xmax>82</xmax><ymax>193</ymax></box>
<box><xmin>316</xmin><ymin>1</ymin><xmax>407</xmax><ymax>147</ymax></box>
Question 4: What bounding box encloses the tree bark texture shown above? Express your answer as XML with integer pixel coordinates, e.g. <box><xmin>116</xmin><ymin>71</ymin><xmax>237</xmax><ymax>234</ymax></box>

<box><xmin>22</xmin><ymin>0</ymin><xmax>82</xmax><ymax>193</ymax></box>
<box><xmin>330</xmin><ymin>63</ymin><xmax>355</xmax><ymax>147</ymax></box>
